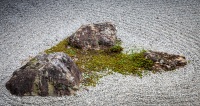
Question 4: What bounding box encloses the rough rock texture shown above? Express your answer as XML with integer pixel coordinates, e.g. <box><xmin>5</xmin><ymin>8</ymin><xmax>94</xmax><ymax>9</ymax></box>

<box><xmin>68</xmin><ymin>22</ymin><xmax>117</xmax><ymax>50</ymax></box>
<box><xmin>6</xmin><ymin>52</ymin><xmax>82</xmax><ymax>96</ymax></box>
<box><xmin>145</xmin><ymin>51</ymin><xmax>187</xmax><ymax>71</ymax></box>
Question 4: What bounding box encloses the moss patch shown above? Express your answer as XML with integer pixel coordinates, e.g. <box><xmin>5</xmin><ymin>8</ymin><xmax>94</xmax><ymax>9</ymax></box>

<box><xmin>45</xmin><ymin>38</ymin><xmax>154</xmax><ymax>86</ymax></box>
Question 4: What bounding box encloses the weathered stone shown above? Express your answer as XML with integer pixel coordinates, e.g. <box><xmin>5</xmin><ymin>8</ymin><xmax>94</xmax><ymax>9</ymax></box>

<box><xmin>144</xmin><ymin>51</ymin><xmax>187</xmax><ymax>71</ymax></box>
<box><xmin>6</xmin><ymin>52</ymin><xmax>82</xmax><ymax>96</ymax></box>
<box><xmin>68</xmin><ymin>22</ymin><xmax>117</xmax><ymax>50</ymax></box>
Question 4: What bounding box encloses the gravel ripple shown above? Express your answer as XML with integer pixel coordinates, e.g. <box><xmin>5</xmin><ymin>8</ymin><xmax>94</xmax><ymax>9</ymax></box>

<box><xmin>0</xmin><ymin>0</ymin><xmax>200</xmax><ymax>105</ymax></box>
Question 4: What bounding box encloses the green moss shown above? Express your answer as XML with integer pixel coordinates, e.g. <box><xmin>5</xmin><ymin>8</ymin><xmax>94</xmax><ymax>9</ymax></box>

<box><xmin>45</xmin><ymin>38</ymin><xmax>78</xmax><ymax>57</ymax></box>
<box><xmin>45</xmin><ymin>38</ymin><xmax>154</xmax><ymax>86</ymax></box>
<box><xmin>131</xmin><ymin>50</ymin><xmax>154</xmax><ymax>70</ymax></box>
<box><xmin>107</xmin><ymin>45</ymin><xmax>123</xmax><ymax>53</ymax></box>
<box><xmin>30</xmin><ymin>58</ymin><xmax>37</xmax><ymax>63</ymax></box>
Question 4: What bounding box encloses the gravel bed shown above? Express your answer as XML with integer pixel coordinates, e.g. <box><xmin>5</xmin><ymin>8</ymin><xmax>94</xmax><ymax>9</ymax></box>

<box><xmin>0</xmin><ymin>0</ymin><xmax>200</xmax><ymax>105</ymax></box>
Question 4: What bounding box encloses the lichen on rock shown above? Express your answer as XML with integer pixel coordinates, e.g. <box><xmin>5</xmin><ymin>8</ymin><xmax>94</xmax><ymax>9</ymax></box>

<box><xmin>6</xmin><ymin>52</ymin><xmax>82</xmax><ymax>96</ymax></box>
<box><xmin>68</xmin><ymin>22</ymin><xmax>118</xmax><ymax>50</ymax></box>
<box><xmin>144</xmin><ymin>50</ymin><xmax>187</xmax><ymax>71</ymax></box>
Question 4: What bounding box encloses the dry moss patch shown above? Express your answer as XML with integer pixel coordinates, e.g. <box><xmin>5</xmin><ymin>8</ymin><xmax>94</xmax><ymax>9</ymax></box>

<box><xmin>45</xmin><ymin>38</ymin><xmax>154</xmax><ymax>86</ymax></box>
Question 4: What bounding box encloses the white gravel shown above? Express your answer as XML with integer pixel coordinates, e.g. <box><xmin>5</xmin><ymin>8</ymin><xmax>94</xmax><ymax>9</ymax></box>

<box><xmin>0</xmin><ymin>0</ymin><xmax>200</xmax><ymax>105</ymax></box>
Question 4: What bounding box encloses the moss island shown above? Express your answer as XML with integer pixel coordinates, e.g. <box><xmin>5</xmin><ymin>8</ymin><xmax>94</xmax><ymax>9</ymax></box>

<box><xmin>45</xmin><ymin>38</ymin><xmax>154</xmax><ymax>86</ymax></box>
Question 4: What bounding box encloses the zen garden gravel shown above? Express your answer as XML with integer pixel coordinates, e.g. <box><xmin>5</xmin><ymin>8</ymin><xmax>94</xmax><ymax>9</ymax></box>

<box><xmin>0</xmin><ymin>0</ymin><xmax>200</xmax><ymax>105</ymax></box>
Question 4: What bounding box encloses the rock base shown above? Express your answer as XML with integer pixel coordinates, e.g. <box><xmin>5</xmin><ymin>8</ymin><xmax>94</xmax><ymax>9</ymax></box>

<box><xmin>6</xmin><ymin>52</ymin><xmax>82</xmax><ymax>96</ymax></box>
<box><xmin>145</xmin><ymin>51</ymin><xmax>187</xmax><ymax>71</ymax></box>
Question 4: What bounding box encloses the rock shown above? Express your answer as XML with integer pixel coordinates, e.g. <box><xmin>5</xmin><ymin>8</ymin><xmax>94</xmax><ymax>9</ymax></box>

<box><xmin>68</xmin><ymin>22</ymin><xmax>118</xmax><ymax>50</ymax></box>
<box><xmin>6</xmin><ymin>52</ymin><xmax>82</xmax><ymax>96</ymax></box>
<box><xmin>144</xmin><ymin>51</ymin><xmax>187</xmax><ymax>71</ymax></box>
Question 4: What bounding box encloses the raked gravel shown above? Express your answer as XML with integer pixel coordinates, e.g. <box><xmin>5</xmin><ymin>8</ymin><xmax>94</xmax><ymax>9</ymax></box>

<box><xmin>0</xmin><ymin>0</ymin><xmax>200</xmax><ymax>105</ymax></box>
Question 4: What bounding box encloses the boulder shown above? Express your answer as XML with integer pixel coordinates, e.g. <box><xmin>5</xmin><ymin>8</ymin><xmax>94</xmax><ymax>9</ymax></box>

<box><xmin>68</xmin><ymin>22</ymin><xmax>117</xmax><ymax>50</ymax></box>
<box><xmin>144</xmin><ymin>51</ymin><xmax>187</xmax><ymax>71</ymax></box>
<box><xmin>6</xmin><ymin>52</ymin><xmax>82</xmax><ymax>96</ymax></box>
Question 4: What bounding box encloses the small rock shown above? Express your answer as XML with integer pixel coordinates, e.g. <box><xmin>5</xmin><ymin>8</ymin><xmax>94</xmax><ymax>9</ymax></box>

<box><xmin>145</xmin><ymin>51</ymin><xmax>187</xmax><ymax>71</ymax></box>
<box><xmin>6</xmin><ymin>52</ymin><xmax>82</xmax><ymax>96</ymax></box>
<box><xmin>68</xmin><ymin>22</ymin><xmax>118</xmax><ymax>50</ymax></box>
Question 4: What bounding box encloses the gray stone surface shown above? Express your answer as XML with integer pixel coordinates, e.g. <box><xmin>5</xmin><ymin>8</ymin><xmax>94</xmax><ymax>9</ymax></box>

<box><xmin>0</xmin><ymin>0</ymin><xmax>200</xmax><ymax>105</ymax></box>
<box><xmin>6</xmin><ymin>52</ymin><xmax>82</xmax><ymax>96</ymax></box>
<box><xmin>144</xmin><ymin>50</ymin><xmax>187</xmax><ymax>71</ymax></box>
<box><xmin>69</xmin><ymin>22</ymin><xmax>117</xmax><ymax>50</ymax></box>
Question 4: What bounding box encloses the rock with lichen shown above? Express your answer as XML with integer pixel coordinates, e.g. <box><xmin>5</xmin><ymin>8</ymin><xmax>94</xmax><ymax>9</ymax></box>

<box><xmin>6</xmin><ymin>52</ymin><xmax>82</xmax><ymax>96</ymax></box>
<box><xmin>144</xmin><ymin>51</ymin><xmax>187</xmax><ymax>71</ymax></box>
<box><xmin>68</xmin><ymin>22</ymin><xmax>118</xmax><ymax>50</ymax></box>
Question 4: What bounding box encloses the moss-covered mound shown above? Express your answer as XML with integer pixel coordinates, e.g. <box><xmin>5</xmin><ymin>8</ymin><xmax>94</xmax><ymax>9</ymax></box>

<box><xmin>45</xmin><ymin>38</ymin><xmax>154</xmax><ymax>86</ymax></box>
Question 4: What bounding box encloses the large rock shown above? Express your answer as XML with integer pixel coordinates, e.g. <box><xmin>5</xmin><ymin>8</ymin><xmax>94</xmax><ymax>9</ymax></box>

<box><xmin>144</xmin><ymin>51</ymin><xmax>187</xmax><ymax>71</ymax></box>
<box><xmin>6</xmin><ymin>52</ymin><xmax>82</xmax><ymax>96</ymax></box>
<box><xmin>68</xmin><ymin>22</ymin><xmax>117</xmax><ymax>50</ymax></box>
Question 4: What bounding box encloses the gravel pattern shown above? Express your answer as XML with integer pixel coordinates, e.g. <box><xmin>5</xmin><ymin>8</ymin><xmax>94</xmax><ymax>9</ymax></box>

<box><xmin>0</xmin><ymin>0</ymin><xmax>200</xmax><ymax>105</ymax></box>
